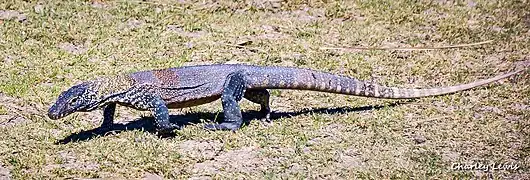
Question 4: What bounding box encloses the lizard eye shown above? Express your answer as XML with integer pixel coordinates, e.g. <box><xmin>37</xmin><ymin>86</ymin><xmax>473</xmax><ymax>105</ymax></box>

<box><xmin>69</xmin><ymin>97</ymin><xmax>78</xmax><ymax>105</ymax></box>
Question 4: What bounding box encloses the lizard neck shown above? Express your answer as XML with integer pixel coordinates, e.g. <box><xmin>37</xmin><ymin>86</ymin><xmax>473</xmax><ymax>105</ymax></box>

<box><xmin>90</xmin><ymin>74</ymin><xmax>136</xmax><ymax>105</ymax></box>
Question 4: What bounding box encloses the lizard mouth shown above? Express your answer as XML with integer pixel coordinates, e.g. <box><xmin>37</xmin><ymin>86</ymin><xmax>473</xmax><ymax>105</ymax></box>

<box><xmin>47</xmin><ymin>100</ymin><xmax>103</xmax><ymax>120</ymax></box>
<box><xmin>47</xmin><ymin>104</ymin><xmax>76</xmax><ymax>120</ymax></box>
<box><xmin>47</xmin><ymin>110</ymin><xmax>71</xmax><ymax>120</ymax></box>
<box><xmin>84</xmin><ymin>104</ymin><xmax>100</xmax><ymax>111</ymax></box>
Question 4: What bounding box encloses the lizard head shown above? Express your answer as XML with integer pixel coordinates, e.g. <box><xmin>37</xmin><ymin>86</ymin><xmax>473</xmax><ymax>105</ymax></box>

<box><xmin>48</xmin><ymin>82</ymin><xmax>102</xmax><ymax>120</ymax></box>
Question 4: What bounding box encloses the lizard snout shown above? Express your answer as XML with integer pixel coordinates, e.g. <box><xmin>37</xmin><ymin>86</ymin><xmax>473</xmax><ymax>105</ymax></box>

<box><xmin>47</xmin><ymin>104</ymin><xmax>68</xmax><ymax>120</ymax></box>
<box><xmin>47</xmin><ymin>105</ymin><xmax>61</xmax><ymax>120</ymax></box>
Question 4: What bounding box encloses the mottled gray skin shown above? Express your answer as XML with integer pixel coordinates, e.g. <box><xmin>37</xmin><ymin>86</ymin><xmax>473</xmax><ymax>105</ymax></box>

<box><xmin>47</xmin><ymin>64</ymin><xmax>523</xmax><ymax>133</ymax></box>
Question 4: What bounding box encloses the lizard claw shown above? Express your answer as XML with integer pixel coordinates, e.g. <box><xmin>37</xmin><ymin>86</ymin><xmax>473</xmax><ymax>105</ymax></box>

<box><xmin>260</xmin><ymin>118</ymin><xmax>274</xmax><ymax>127</ymax></box>
<box><xmin>258</xmin><ymin>110</ymin><xmax>273</xmax><ymax>127</ymax></box>
<box><xmin>156</xmin><ymin>123</ymin><xmax>181</xmax><ymax>136</ymax></box>
<box><xmin>263</xmin><ymin>113</ymin><xmax>271</xmax><ymax>122</ymax></box>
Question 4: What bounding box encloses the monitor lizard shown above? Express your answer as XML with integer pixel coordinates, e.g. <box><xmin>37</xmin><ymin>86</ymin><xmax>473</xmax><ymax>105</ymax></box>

<box><xmin>47</xmin><ymin>64</ymin><xmax>525</xmax><ymax>134</ymax></box>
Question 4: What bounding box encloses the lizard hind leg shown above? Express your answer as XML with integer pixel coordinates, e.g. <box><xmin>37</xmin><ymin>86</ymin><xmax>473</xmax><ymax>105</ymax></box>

<box><xmin>244</xmin><ymin>89</ymin><xmax>271</xmax><ymax>123</ymax></box>
<box><xmin>204</xmin><ymin>70</ymin><xmax>248</xmax><ymax>131</ymax></box>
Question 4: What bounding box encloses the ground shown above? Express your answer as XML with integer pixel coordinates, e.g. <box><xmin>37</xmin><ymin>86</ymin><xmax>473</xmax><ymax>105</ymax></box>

<box><xmin>0</xmin><ymin>0</ymin><xmax>529</xmax><ymax>179</ymax></box>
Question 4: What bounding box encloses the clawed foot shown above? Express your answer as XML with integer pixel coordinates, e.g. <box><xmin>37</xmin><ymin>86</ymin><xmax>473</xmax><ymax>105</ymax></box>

<box><xmin>260</xmin><ymin>118</ymin><xmax>274</xmax><ymax>127</ymax></box>
<box><xmin>156</xmin><ymin>123</ymin><xmax>181</xmax><ymax>136</ymax></box>
<box><xmin>259</xmin><ymin>111</ymin><xmax>273</xmax><ymax>127</ymax></box>
<box><xmin>204</xmin><ymin>122</ymin><xmax>241</xmax><ymax>131</ymax></box>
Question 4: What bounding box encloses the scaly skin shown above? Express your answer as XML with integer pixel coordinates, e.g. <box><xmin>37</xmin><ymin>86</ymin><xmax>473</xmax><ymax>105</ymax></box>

<box><xmin>47</xmin><ymin>64</ymin><xmax>525</xmax><ymax>133</ymax></box>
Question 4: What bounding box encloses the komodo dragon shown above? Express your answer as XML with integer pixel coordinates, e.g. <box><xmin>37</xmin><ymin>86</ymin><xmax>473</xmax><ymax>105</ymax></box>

<box><xmin>47</xmin><ymin>64</ymin><xmax>524</xmax><ymax>134</ymax></box>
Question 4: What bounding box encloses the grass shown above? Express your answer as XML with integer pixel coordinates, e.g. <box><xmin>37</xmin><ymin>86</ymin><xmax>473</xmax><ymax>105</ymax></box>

<box><xmin>0</xmin><ymin>0</ymin><xmax>529</xmax><ymax>179</ymax></box>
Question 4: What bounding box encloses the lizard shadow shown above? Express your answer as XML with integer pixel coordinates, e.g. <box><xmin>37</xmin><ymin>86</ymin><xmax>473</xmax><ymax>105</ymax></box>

<box><xmin>56</xmin><ymin>101</ymin><xmax>409</xmax><ymax>144</ymax></box>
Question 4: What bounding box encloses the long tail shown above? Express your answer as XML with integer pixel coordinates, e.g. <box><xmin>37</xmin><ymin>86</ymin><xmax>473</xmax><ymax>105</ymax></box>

<box><xmin>246</xmin><ymin>66</ymin><xmax>524</xmax><ymax>99</ymax></box>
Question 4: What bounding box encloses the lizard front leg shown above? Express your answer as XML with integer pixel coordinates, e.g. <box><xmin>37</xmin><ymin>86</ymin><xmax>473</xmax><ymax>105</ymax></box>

<box><xmin>101</xmin><ymin>103</ymin><xmax>116</xmax><ymax>129</ymax></box>
<box><xmin>204</xmin><ymin>70</ymin><xmax>248</xmax><ymax>131</ymax></box>
<box><xmin>119</xmin><ymin>86</ymin><xmax>180</xmax><ymax>134</ymax></box>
